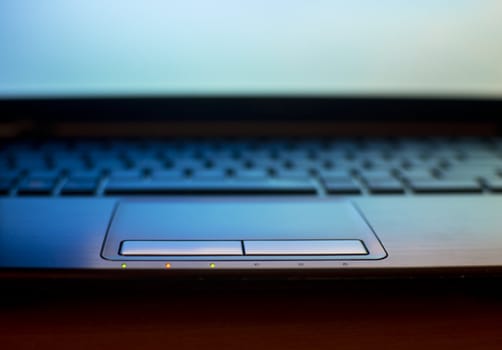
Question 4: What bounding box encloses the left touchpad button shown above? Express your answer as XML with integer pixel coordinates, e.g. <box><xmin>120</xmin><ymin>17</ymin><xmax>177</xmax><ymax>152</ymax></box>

<box><xmin>120</xmin><ymin>241</ymin><xmax>244</xmax><ymax>256</ymax></box>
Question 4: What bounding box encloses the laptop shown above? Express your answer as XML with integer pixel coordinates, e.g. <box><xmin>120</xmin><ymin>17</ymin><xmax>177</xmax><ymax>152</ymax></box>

<box><xmin>1</xmin><ymin>1</ymin><xmax>502</xmax><ymax>279</ymax></box>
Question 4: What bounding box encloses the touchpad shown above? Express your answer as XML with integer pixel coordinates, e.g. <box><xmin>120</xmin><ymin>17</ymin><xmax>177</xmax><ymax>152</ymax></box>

<box><xmin>102</xmin><ymin>198</ymin><xmax>386</xmax><ymax>261</ymax></box>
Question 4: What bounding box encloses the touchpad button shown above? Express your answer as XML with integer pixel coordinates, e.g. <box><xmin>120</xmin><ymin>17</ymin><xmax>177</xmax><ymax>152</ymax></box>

<box><xmin>243</xmin><ymin>240</ymin><xmax>367</xmax><ymax>256</ymax></box>
<box><xmin>120</xmin><ymin>240</ymin><xmax>243</xmax><ymax>256</ymax></box>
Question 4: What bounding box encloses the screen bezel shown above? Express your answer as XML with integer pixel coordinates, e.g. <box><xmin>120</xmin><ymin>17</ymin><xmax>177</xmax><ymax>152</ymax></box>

<box><xmin>1</xmin><ymin>96</ymin><xmax>502</xmax><ymax>122</ymax></box>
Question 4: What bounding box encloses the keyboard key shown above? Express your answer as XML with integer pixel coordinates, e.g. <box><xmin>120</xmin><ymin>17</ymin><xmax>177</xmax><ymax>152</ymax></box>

<box><xmin>358</xmin><ymin>169</ymin><xmax>394</xmax><ymax>179</ymax></box>
<box><xmin>14</xmin><ymin>157</ymin><xmax>48</xmax><ymax>170</ymax></box>
<box><xmin>408</xmin><ymin>178</ymin><xmax>482</xmax><ymax>193</ymax></box>
<box><xmin>129</xmin><ymin>158</ymin><xmax>166</xmax><ymax>170</ymax></box>
<box><xmin>51</xmin><ymin>152</ymin><xmax>86</xmax><ymax>170</ymax></box>
<box><xmin>52</xmin><ymin>158</ymin><xmax>88</xmax><ymax>171</ymax></box>
<box><xmin>365</xmin><ymin>178</ymin><xmax>404</xmax><ymax>194</ymax></box>
<box><xmin>323</xmin><ymin>177</ymin><xmax>361</xmax><ymax>194</ymax></box>
<box><xmin>273</xmin><ymin>168</ymin><xmax>312</xmax><ymax>179</ymax></box>
<box><xmin>396</xmin><ymin>168</ymin><xmax>435</xmax><ymax>179</ymax></box>
<box><xmin>151</xmin><ymin>169</ymin><xmax>188</xmax><ymax>179</ymax></box>
<box><xmin>317</xmin><ymin>169</ymin><xmax>353</xmax><ymax>178</ymax></box>
<box><xmin>442</xmin><ymin>165</ymin><xmax>500</xmax><ymax>178</ymax></box>
<box><xmin>18</xmin><ymin>177</ymin><xmax>57</xmax><ymax>195</ymax></box>
<box><xmin>61</xmin><ymin>178</ymin><xmax>99</xmax><ymax>195</ymax></box>
<box><xmin>0</xmin><ymin>170</ymin><xmax>22</xmax><ymax>181</ymax></box>
<box><xmin>484</xmin><ymin>177</ymin><xmax>502</xmax><ymax>192</ymax></box>
<box><xmin>89</xmin><ymin>159</ymin><xmax>128</xmax><ymax>171</ymax></box>
<box><xmin>69</xmin><ymin>169</ymin><xmax>103</xmax><ymax>179</ymax></box>
<box><xmin>235</xmin><ymin>168</ymin><xmax>269</xmax><ymax>179</ymax></box>
<box><xmin>191</xmin><ymin>168</ymin><xmax>230</xmax><ymax>179</ymax></box>
<box><xmin>27</xmin><ymin>169</ymin><xmax>62</xmax><ymax>178</ymax></box>
<box><xmin>171</xmin><ymin>159</ymin><xmax>204</xmax><ymax>170</ymax></box>
<box><xmin>105</xmin><ymin>178</ymin><xmax>315</xmax><ymax>195</ymax></box>
<box><xmin>108</xmin><ymin>169</ymin><xmax>145</xmax><ymax>180</ymax></box>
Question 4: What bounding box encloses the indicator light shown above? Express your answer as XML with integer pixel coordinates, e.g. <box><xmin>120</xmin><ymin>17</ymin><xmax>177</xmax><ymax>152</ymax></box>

<box><xmin>165</xmin><ymin>263</ymin><xmax>172</xmax><ymax>269</ymax></box>
<box><xmin>121</xmin><ymin>263</ymin><xmax>127</xmax><ymax>269</ymax></box>
<box><xmin>209</xmin><ymin>263</ymin><xmax>216</xmax><ymax>269</ymax></box>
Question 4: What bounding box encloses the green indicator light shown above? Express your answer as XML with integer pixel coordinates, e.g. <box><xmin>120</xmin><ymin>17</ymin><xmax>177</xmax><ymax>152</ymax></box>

<box><xmin>121</xmin><ymin>263</ymin><xmax>127</xmax><ymax>269</ymax></box>
<box><xmin>209</xmin><ymin>263</ymin><xmax>216</xmax><ymax>269</ymax></box>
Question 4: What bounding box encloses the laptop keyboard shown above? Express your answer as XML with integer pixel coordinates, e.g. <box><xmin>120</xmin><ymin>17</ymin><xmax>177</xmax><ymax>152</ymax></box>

<box><xmin>2</xmin><ymin>138</ymin><xmax>502</xmax><ymax>197</ymax></box>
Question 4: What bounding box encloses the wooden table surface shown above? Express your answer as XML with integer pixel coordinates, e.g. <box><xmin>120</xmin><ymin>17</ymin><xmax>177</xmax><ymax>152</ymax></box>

<box><xmin>2</xmin><ymin>278</ymin><xmax>502</xmax><ymax>350</ymax></box>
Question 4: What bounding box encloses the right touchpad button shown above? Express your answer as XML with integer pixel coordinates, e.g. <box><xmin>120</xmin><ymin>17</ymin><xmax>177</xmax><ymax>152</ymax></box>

<box><xmin>243</xmin><ymin>240</ymin><xmax>368</xmax><ymax>256</ymax></box>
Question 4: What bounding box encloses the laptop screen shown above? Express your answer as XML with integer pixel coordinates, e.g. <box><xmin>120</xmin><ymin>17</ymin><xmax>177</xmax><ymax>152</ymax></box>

<box><xmin>1</xmin><ymin>0</ymin><xmax>501</xmax><ymax>99</ymax></box>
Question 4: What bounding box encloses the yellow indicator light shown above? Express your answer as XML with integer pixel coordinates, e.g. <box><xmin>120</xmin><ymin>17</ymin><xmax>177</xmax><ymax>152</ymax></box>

<box><xmin>165</xmin><ymin>263</ymin><xmax>172</xmax><ymax>269</ymax></box>
<box><xmin>121</xmin><ymin>263</ymin><xmax>127</xmax><ymax>269</ymax></box>
<box><xmin>209</xmin><ymin>263</ymin><xmax>216</xmax><ymax>269</ymax></box>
